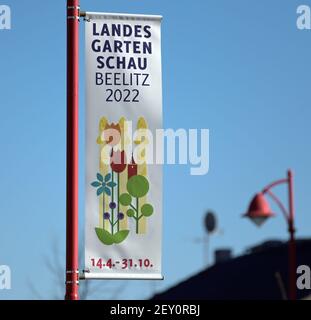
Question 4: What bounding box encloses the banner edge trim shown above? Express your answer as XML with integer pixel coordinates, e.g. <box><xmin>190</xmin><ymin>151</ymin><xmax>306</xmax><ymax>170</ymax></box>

<box><xmin>85</xmin><ymin>11</ymin><xmax>163</xmax><ymax>21</ymax></box>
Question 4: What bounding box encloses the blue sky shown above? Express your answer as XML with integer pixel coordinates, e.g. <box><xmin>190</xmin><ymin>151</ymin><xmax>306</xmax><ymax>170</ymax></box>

<box><xmin>1</xmin><ymin>0</ymin><xmax>311</xmax><ymax>299</ymax></box>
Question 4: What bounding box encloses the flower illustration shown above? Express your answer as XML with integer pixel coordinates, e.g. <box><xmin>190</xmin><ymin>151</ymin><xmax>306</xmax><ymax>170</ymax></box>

<box><xmin>92</xmin><ymin>170</ymin><xmax>130</xmax><ymax>245</ymax></box>
<box><xmin>111</xmin><ymin>150</ymin><xmax>127</xmax><ymax>173</ymax></box>
<box><xmin>110</xmin><ymin>150</ymin><xmax>127</xmax><ymax>232</ymax></box>
<box><xmin>128</xmin><ymin>154</ymin><xmax>138</xmax><ymax>179</ymax></box>
<box><xmin>103</xmin><ymin>212</ymin><xmax>110</xmax><ymax>220</ymax></box>
<box><xmin>109</xmin><ymin>201</ymin><xmax>116</xmax><ymax>209</ymax></box>
<box><xmin>92</xmin><ymin>117</ymin><xmax>153</xmax><ymax>245</ymax></box>
<box><xmin>91</xmin><ymin>173</ymin><xmax>116</xmax><ymax>196</ymax></box>
<box><xmin>118</xmin><ymin>212</ymin><xmax>125</xmax><ymax>220</ymax></box>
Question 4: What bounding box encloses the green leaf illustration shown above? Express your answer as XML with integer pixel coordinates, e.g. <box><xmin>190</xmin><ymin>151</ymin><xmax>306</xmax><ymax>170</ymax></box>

<box><xmin>141</xmin><ymin>203</ymin><xmax>154</xmax><ymax>217</ymax></box>
<box><xmin>97</xmin><ymin>186</ymin><xmax>104</xmax><ymax>196</ymax></box>
<box><xmin>127</xmin><ymin>175</ymin><xmax>149</xmax><ymax>198</ymax></box>
<box><xmin>127</xmin><ymin>209</ymin><xmax>135</xmax><ymax>217</ymax></box>
<box><xmin>97</xmin><ymin>173</ymin><xmax>104</xmax><ymax>182</ymax></box>
<box><xmin>91</xmin><ymin>181</ymin><xmax>101</xmax><ymax>187</ymax></box>
<box><xmin>95</xmin><ymin>228</ymin><xmax>114</xmax><ymax>245</ymax></box>
<box><xmin>113</xmin><ymin>230</ymin><xmax>130</xmax><ymax>244</ymax></box>
<box><xmin>119</xmin><ymin>193</ymin><xmax>132</xmax><ymax>206</ymax></box>
<box><xmin>104</xmin><ymin>173</ymin><xmax>111</xmax><ymax>182</ymax></box>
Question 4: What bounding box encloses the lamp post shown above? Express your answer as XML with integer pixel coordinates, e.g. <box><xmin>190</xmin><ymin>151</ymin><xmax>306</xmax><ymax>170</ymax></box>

<box><xmin>243</xmin><ymin>169</ymin><xmax>296</xmax><ymax>300</ymax></box>
<box><xmin>65</xmin><ymin>0</ymin><xmax>80</xmax><ymax>300</ymax></box>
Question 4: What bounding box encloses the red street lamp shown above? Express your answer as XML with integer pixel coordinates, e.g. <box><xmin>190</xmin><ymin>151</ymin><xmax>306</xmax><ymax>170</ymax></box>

<box><xmin>243</xmin><ymin>169</ymin><xmax>296</xmax><ymax>300</ymax></box>
<box><xmin>244</xmin><ymin>193</ymin><xmax>275</xmax><ymax>227</ymax></box>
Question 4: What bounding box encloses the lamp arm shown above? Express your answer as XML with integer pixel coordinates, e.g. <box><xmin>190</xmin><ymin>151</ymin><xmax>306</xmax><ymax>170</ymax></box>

<box><xmin>262</xmin><ymin>179</ymin><xmax>288</xmax><ymax>193</ymax></box>
<box><xmin>262</xmin><ymin>178</ymin><xmax>288</xmax><ymax>193</ymax></box>
<box><xmin>264</xmin><ymin>189</ymin><xmax>289</xmax><ymax>222</ymax></box>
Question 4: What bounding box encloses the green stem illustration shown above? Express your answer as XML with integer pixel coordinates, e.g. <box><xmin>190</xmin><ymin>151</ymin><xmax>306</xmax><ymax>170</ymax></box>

<box><xmin>136</xmin><ymin>197</ymin><xmax>139</xmax><ymax>233</ymax></box>
<box><xmin>111</xmin><ymin>170</ymin><xmax>115</xmax><ymax>235</ymax></box>
<box><xmin>102</xmin><ymin>192</ymin><xmax>105</xmax><ymax>229</ymax></box>
<box><xmin>117</xmin><ymin>172</ymin><xmax>120</xmax><ymax>232</ymax></box>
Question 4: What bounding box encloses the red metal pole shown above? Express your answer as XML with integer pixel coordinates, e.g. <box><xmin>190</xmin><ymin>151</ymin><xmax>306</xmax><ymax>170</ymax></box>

<box><xmin>287</xmin><ymin>169</ymin><xmax>296</xmax><ymax>300</ymax></box>
<box><xmin>65</xmin><ymin>0</ymin><xmax>80</xmax><ymax>300</ymax></box>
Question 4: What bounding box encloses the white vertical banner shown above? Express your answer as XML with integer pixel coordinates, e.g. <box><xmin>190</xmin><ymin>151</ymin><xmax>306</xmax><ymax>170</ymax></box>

<box><xmin>84</xmin><ymin>12</ymin><xmax>163</xmax><ymax>279</ymax></box>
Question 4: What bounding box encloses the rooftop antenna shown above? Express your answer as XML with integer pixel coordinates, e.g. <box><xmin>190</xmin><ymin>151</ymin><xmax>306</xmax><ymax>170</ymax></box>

<box><xmin>203</xmin><ymin>211</ymin><xmax>217</xmax><ymax>266</ymax></box>
<box><xmin>191</xmin><ymin>210</ymin><xmax>223</xmax><ymax>267</ymax></box>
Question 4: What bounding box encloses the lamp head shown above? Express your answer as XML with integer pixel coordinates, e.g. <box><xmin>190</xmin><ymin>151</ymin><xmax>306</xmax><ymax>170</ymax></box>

<box><xmin>243</xmin><ymin>193</ymin><xmax>274</xmax><ymax>227</ymax></box>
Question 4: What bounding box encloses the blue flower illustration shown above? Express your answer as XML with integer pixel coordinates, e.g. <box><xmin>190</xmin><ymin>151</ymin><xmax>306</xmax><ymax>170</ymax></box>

<box><xmin>90</xmin><ymin>173</ymin><xmax>116</xmax><ymax>196</ymax></box>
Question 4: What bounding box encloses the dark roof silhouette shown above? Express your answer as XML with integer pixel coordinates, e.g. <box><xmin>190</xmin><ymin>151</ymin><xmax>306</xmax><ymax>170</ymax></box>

<box><xmin>152</xmin><ymin>239</ymin><xmax>311</xmax><ymax>300</ymax></box>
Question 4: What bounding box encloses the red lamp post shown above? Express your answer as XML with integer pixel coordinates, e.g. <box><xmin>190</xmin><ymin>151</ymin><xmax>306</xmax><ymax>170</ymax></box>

<box><xmin>65</xmin><ymin>0</ymin><xmax>80</xmax><ymax>300</ymax></box>
<box><xmin>243</xmin><ymin>170</ymin><xmax>296</xmax><ymax>300</ymax></box>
